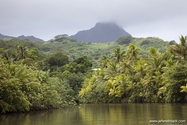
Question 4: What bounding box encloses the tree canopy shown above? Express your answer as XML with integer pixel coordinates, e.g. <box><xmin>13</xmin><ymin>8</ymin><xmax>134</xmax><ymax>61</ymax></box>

<box><xmin>79</xmin><ymin>36</ymin><xmax>187</xmax><ymax>103</ymax></box>
<box><xmin>0</xmin><ymin>35</ymin><xmax>187</xmax><ymax>114</ymax></box>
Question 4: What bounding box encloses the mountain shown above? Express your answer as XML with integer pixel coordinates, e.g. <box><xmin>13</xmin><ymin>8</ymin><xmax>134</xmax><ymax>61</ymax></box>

<box><xmin>0</xmin><ymin>33</ymin><xmax>14</xmax><ymax>39</ymax></box>
<box><xmin>70</xmin><ymin>22</ymin><xmax>130</xmax><ymax>43</ymax></box>
<box><xmin>0</xmin><ymin>33</ymin><xmax>44</xmax><ymax>42</ymax></box>
<box><xmin>17</xmin><ymin>35</ymin><xmax>44</xmax><ymax>42</ymax></box>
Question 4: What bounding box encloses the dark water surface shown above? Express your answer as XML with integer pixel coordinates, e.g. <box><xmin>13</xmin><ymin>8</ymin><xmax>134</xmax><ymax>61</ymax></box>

<box><xmin>0</xmin><ymin>103</ymin><xmax>187</xmax><ymax>125</ymax></box>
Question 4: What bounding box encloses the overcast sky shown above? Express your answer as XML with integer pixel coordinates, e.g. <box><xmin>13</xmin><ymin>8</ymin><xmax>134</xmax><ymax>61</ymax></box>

<box><xmin>0</xmin><ymin>0</ymin><xmax>187</xmax><ymax>42</ymax></box>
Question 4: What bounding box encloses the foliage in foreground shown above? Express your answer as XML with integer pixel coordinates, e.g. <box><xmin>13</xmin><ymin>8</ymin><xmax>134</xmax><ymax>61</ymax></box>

<box><xmin>79</xmin><ymin>36</ymin><xmax>187</xmax><ymax>103</ymax></box>
<box><xmin>0</xmin><ymin>59</ymin><xmax>76</xmax><ymax>113</ymax></box>
<box><xmin>0</xmin><ymin>44</ymin><xmax>93</xmax><ymax>113</ymax></box>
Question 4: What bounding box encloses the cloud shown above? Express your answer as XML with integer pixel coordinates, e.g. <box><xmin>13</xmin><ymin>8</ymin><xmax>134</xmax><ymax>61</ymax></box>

<box><xmin>0</xmin><ymin>0</ymin><xmax>187</xmax><ymax>42</ymax></box>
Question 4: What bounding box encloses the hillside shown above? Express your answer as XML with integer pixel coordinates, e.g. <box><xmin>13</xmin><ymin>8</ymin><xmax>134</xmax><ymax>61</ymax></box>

<box><xmin>70</xmin><ymin>22</ymin><xmax>130</xmax><ymax>43</ymax></box>
<box><xmin>40</xmin><ymin>35</ymin><xmax>171</xmax><ymax>67</ymax></box>
<box><xmin>0</xmin><ymin>35</ymin><xmax>172</xmax><ymax>67</ymax></box>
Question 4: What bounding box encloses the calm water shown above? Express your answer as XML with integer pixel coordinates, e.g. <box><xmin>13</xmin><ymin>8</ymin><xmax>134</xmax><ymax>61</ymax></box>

<box><xmin>0</xmin><ymin>103</ymin><xmax>187</xmax><ymax>125</ymax></box>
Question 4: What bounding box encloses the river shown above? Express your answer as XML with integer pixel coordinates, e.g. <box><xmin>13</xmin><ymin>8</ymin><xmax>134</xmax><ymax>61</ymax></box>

<box><xmin>0</xmin><ymin>103</ymin><xmax>187</xmax><ymax>125</ymax></box>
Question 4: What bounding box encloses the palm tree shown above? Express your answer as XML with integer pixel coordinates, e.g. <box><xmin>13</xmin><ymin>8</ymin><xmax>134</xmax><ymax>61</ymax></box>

<box><xmin>105</xmin><ymin>74</ymin><xmax>127</xmax><ymax>97</ymax></box>
<box><xmin>111</xmin><ymin>47</ymin><xmax>126</xmax><ymax>65</ymax></box>
<box><xmin>134</xmin><ymin>58</ymin><xmax>147</xmax><ymax>78</ymax></box>
<box><xmin>146</xmin><ymin>47</ymin><xmax>165</xmax><ymax>74</ymax></box>
<box><xmin>104</xmin><ymin>62</ymin><xmax>120</xmax><ymax>80</ymax></box>
<box><xmin>100</xmin><ymin>55</ymin><xmax>110</xmax><ymax>69</ymax></box>
<box><xmin>119</xmin><ymin>59</ymin><xmax>133</xmax><ymax>75</ymax></box>
<box><xmin>126</xmin><ymin>44</ymin><xmax>142</xmax><ymax>64</ymax></box>
<box><xmin>181</xmin><ymin>84</ymin><xmax>187</xmax><ymax>93</ymax></box>
<box><xmin>2</xmin><ymin>49</ymin><xmax>13</xmax><ymax>61</ymax></box>
<box><xmin>16</xmin><ymin>45</ymin><xmax>28</xmax><ymax>60</ymax></box>
<box><xmin>170</xmin><ymin>35</ymin><xmax>187</xmax><ymax>61</ymax></box>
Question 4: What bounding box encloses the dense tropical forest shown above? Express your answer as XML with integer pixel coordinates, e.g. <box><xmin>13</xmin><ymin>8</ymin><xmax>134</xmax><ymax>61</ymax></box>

<box><xmin>0</xmin><ymin>35</ymin><xmax>186</xmax><ymax>113</ymax></box>
<box><xmin>44</xmin><ymin>35</ymin><xmax>174</xmax><ymax>67</ymax></box>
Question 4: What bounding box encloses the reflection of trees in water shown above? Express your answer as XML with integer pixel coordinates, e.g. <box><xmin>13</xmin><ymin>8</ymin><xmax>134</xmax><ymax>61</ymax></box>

<box><xmin>1</xmin><ymin>104</ymin><xmax>187</xmax><ymax>125</ymax></box>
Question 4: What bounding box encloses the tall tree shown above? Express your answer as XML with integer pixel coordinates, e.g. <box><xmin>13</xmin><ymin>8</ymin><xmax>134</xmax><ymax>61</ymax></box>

<box><xmin>170</xmin><ymin>35</ymin><xmax>187</xmax><ymax>61</ymax></box>
<box><xmin>2</xmin><ymin>49</ymin><xmax>13</xmax><ymax>61</ymax></box>
<box><xmin>16</xmin><ymin>45</ymin><xmax>28</xmax><ymax>60</ymax></box>
<box><xmin>111</xmin><ymin>47</ymin><xmax>126</xmax><ymax>65</ymax></box>
<box><xmin>126</xmin><ymin>44</ymin><xmax>142</xmax><ymax>64</ymax></box>
<box><xmin>54</xmin><ymin>34</ymin><xmax>68</xmax><ymax>41</ymax></box>
<box><xmin>100</xmin><ymin>55</ymin><xmax>110</xmax><ymax>69</ymax></box>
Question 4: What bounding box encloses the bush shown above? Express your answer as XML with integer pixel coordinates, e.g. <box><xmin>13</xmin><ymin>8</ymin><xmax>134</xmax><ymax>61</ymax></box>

<box><xmin>0</xmin><ymin>58</ymin><xmax>76</xmax><ymax>113</ymax></box>
<box><xmin>47</xmin><ymin>51</ymin><xmax>69</xmax><ymax>67</ymax></box>
<box><xmin>140</xmin><ymin>40</ymin><xmax>150</xmax><ymax>46</ymax></box>
<box><xmin>116</xmin><ymin>35</ymin><xmax>133</xmax><ymax>45</ymax></box>
<box><xmin>169</xmin><ymin>40</ymin><xmax>176</xmax><ymax>45</ymax></box>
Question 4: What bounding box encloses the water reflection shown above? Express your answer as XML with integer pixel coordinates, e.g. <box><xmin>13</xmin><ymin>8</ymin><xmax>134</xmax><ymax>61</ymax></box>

<box><xmin>0</xmin><ymin>103</ymin><xmax>187</xmax><ymax>125</ymax></box>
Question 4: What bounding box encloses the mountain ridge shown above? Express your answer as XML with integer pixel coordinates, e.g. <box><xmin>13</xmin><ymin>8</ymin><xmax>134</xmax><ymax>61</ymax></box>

<box><xmin>0</xmin><ymin>33</ymin><xmax>45</xmax><ymax>42</ymax></box>
<box><xmin>70</xmin><ymin>22</ymin><xmax>130</xmax><ymax>43</ymax></box>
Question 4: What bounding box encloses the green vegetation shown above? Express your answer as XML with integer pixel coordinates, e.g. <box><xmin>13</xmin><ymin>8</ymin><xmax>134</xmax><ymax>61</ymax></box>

<box><xmin>34</xmin><ymin>35</ymin><xmax>170</xmax><ymax>67</ymax></box>
<box><xmin>0</xmin><ymin>35</ymin><xmax>187</xmax><ymax>113</ymax></box>
<box><xmin>0</xmin><ymin>58</ymin><xmax>76</xmax><ymax>113</ymax></box>
<box><xmin>79</xmin><ymin>35</ymin><xmax>187</xmax><ymax>103</ymax></box>
<box><xmin>0</xmin><ymin>39</ymin><xmax>92</xmax><ymax>113</ymax></box>
<box><xmin>1</xmin><ymin>35</ymin><xmax>170</xmax><ymax>67</ymax></box>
